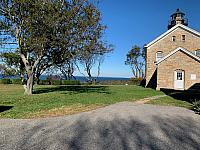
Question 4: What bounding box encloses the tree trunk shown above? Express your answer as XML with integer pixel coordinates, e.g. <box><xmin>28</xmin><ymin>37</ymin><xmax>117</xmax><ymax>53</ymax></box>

<box><xmin>26</xmin><ymin>74</ymin><xmax>34</xmax><ymax>95</ymax></box>
<box><xmin>20</xmin><ymin>59</ymin><xmax>25</xmax><ymax>83</ymax></box>
<box><xmin>87</xmin><ymin>68</ymin><xmax>92</xmax><ymax>83</ymax></box>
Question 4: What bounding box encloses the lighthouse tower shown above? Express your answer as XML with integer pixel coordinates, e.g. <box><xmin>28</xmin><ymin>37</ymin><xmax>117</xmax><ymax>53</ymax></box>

<box><xmin>168</xmin><ymin>9</ymin><xmax>188</xmax><ymax>29</ymax></box>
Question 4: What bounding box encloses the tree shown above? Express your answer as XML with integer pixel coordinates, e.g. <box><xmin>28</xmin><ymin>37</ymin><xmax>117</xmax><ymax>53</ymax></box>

<box><xmin>125</xmin><ymin>45</ymin><xmax>145</xmax><ymax>78</ymax></box>
<box><xmin>75</xmin><ymin>3</ymin><xmax>113</xmax><ymax>82</ymax></box>
<box><xmin>58</xmin><ymin>60</ymin><xmax>76</xmax><ymax>80</ymax></box>
<box><xmin>79</xmin><ymin>42</ymin><xmax>113</xmax><ymax>82</ymax></box>
<box><xmin>34</xmin><ymin>57</ymin><xmax>53</xmax><ymax>84</ymax></box>
<box><xmin>0</xmin><ymin>0</ymin><xmax>108</xmax><ymax>95</ymax></box>
<box><xmin>55</xmin><ymin>0</ymin><xmax>113</xmax><ymax>83</ymax></box>
<box><xmin>0</xmin><ymin>0</ymin><xmax>60</xmax><ymax>94</ymax></box>
<box><xmin>0</xmin><ymin>63</ymin><xmax>19</xmax><ymax>78</ymax></box>
<box><xmin>0</xmin><ymin>52</ymin><xmax>22</xmax><ymax>78</ymax></box>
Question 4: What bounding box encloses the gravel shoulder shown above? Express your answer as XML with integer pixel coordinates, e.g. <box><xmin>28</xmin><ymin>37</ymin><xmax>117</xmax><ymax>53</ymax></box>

<box><xmin>0</xmin><ymin>102</ymin><xmax>200</xmax><ymax>150</ymax></box>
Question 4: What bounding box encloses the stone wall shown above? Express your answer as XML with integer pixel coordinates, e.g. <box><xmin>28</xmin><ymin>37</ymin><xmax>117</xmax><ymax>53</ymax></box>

<box><xmin>146</xmin><ymin>26</ymin><xmax>200</xmax><ymax>88</ymax></box>
<box><xmin>157</xmin><ymin>51</ymin><xmax>200</xmax><ymax>90</ymax></box>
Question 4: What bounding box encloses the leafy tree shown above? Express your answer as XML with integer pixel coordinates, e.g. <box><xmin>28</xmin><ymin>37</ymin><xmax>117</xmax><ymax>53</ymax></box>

<box><xmin>125</xmin><ymin>45</ymin><xmax>145</xmax><ymax>78</ymax></box>
<box><xmin>79</xmin><ymin>42</ymin><xmax>113</xmax><ymax>82</ymax></box>
<box><xmin>76</xmin><ymin>4</ymin><xmax>113</xmax><ymax>82</ymax></box>
<box><xmin>0</xmin><ymin>63</ymin><xmax>18</xmax><ymax>78</ymax></box>
<box><xmin>0</xmin><ymin>0</ymin><xmax>61</xmax><ymax>94</ymax></box>
<box><xmin>58</xmin><ymin>61</ymin><xmax>76</xmax><ymax>80</ymax></box>
<box><xmin>0</xmin><ymin>52</ymin><xmax>23</xmax><ymax>78</ymax></box>
<box><xmin>0</xmin><ymin>0</ymin><xmax>109</xmax><ymax>94</ymax></box>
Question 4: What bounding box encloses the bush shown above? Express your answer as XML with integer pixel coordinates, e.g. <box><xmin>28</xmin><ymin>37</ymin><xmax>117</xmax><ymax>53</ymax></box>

<box><xmin>51</xmin><ymin>80</ymin><xmax>62</xmax><ymax>85</ymax></box>
<box><xmin>62</xmin><ymin>80</ymin><xmax>81</xmax><ymax>85</ymax></box>
<box><xmin>192</xmin><ymin>100</ymin><xmax>200</xmax><ymax>114</ymax></box>
<box><xmin>46</xmin><ymin>75</ymin><xmax>61</xmax><ymax>81</ymax></box>
<box><xmin>0</xmin><ymin>78</ymin><xmax>12</xmax><ymax>84</ymax></box>
<box><xmin>38</xmin><ymin>80</ymin><xmax>51</xmax><ymax>85</ymax></box>
<box><xmin>38</xmin><ymin>79</ymin><xmax>80</xmax><ymax>85</ymax></box>
<box><xmin>99</xmin><ymin>78</ymin><xmax>143</xmax><ymax>85</ymax></box>
<box><xmin>129</xmin><ymin>78</ymin><xmax>143</xmax><ymax>85</ymax></box>
<box><xmin>99</xmin><ymin>80</ymin><xmax>128</xmax><ymax>85</ymax></box>
<box><xmin>12</xmin><ymin>79</ymin><xmax>22</xmax><ymax>84</ymax></box>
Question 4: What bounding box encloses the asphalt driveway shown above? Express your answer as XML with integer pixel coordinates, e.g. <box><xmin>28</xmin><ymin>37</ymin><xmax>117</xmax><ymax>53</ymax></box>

<box><xmin>0</xmin><ymin>102</ymin><xmax>200</xmax><ymax>150</ymax></box>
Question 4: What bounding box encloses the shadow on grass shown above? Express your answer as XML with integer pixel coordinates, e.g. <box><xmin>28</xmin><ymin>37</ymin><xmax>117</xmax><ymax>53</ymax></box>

<box><xmin>33</xmin><ymin>85</ymin><xmax>111</xmax><ymax>94</ymax></box>
<box><xmin>161</xmin><ymin>88</ymin><xmax>200</xmax><ymax>104</ymax></box>
<box><xmin>0</xmin><ymin>106</ymin><xmax>13</xmax><ymax>113</ymax></box>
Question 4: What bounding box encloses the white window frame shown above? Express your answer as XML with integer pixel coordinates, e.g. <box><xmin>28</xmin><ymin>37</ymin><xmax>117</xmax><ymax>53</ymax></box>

<box><xmin>156</xmin><ymin>51</ymin><xmax>163</xmax><ymax>62</ymax></box>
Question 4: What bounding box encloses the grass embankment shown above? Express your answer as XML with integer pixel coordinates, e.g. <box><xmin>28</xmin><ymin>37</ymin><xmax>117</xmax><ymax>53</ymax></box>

<box><xmin>0</xmin><ymin>85</ymin><xmax>163</xmax><ymax>119</ymax></box>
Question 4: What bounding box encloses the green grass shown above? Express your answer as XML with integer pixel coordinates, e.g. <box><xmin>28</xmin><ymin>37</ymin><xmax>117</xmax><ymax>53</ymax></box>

<box><xmin>0</xmin><ymin>84</ymin><xmax>163</xmax><ymax>118</ymax></box>
<box><xmin>148</xmin><ymin>96</ymin><xmax>192</xmax><ymax>108</ymax></box>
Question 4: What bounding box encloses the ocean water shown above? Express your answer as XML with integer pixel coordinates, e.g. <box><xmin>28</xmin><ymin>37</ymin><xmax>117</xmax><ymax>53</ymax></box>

<box><xmin>0</xmin><ymin>74</ymin><xmax>130</xmax><ymax>82</ymax></box>
<box><xmin>75</xmin><ymin>76</ymin><xmax>130</xmax><ymax>82</ymax></box>
<box><xmin>40</xmin><ymin>75</ymin><xmax>130</xmax><ymax>82</ymax></box>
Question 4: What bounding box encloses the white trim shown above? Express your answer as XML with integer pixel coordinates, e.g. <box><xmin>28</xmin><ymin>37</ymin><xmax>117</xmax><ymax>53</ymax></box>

<box><xmin>174</xmin><ymin>70</ymin><xmax>185</xmax><ymax>90</ymax></box>
<box><xmin>156</xmin><ymin>47</ymin><xmax>200</xmax><ymax>65</ymax></box>
<box><xmin>145</xmin><ymin>24</ymin><xmax>200</xmax><ymax>48</ymax></box>
<box><xmin>156</xmin><ymin>51</ymin><xmax>163</xmax><ymax>62</ymax></box>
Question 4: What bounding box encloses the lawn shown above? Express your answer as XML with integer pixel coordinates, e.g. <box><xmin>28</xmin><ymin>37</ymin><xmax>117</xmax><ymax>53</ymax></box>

<box><xmin>147</xmin><ymin>89</ymin><xmax>199</xmax><ymax>109</ymax></box>
<box><xmin>147</xmin><ymin>96</ymin><xmax>192</xmax><ymax>109</ymax></box>
<box><xmin>0</xmin><ymin>84</ymin><xmax>163</xmax><ymax>119</ymax></box>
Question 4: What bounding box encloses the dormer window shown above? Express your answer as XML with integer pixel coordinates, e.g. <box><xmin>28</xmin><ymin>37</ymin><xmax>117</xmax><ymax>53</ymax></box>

<box><xmin>182</xmin><ymin>35</ymin><xmax>186</xmax><ymax>41</ymax></box>
<box><xmin>156</xmin><ymin>51</ymin><xmax>163</xmax><ymax>62</ymax></box>
<box><xmin>195</xmin><ymin>50</ymin><xmax>200</xmax><ymax>57</ymax></box>
<box><xmin>172</xmin><ymin>36</ymin><xmax>176</xmax><ymax>42</ymax></box>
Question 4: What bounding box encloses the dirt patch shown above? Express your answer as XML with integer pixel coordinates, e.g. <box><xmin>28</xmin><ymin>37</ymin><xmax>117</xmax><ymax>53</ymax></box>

<box><xmin>134</xmin><ymin>95</ymin><xmax>167</xmax><ymax>104</ymax></box>
<box><xmin>30</xmin><ymin>104</ymin><xmax>106</xmax><ymax>119</ymax></box>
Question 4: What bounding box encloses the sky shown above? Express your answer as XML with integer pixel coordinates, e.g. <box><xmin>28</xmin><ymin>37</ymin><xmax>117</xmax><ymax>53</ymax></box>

<box><xmin>1</xmin><ymin>0</ymin><xmax>200</xmax><ymax>78</ymax></box>
<box><xmin>76</xmin><ymin>0</ymin><xmax>200</xmax><ymax>78</ymax></box>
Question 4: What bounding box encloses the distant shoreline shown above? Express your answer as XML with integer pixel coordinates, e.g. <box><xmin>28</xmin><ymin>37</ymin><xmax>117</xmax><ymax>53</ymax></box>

<box><xmin>0</xmin><ymin>75</ymin><xmax>130</xmax><ymax>82</ymax></box>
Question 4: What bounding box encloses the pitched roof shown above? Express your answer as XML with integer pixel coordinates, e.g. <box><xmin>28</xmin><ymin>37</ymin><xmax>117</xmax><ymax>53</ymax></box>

<box><xmin>156</xmin><ymin>47</ymin><xmax>200</xmax><ymax>65</ymax></box>
<box><xmin>145</xmin><ymin>24</ymin><xmax>200</xmax><ymax>48</ymax></box>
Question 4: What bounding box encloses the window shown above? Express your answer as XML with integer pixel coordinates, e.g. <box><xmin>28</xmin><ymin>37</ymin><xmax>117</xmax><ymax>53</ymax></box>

<box><xmin>177</xmin><ymin>72</ymin><xmax>183</xmax><ymax>80</ymax></box>
<box><xmin>195</xmin><ymin>50</ymin><xmax>200</xmax><ymax>57</ymax></box>
<box><xmin>182</xmin><ymin>35</ymin><xmax>186</xmax><ymax>41</ymax></box>
<box><xmin>191</xmin><ymin>74</ymin><xmax>196</xmax><ymax>80</ymax></box>
<box><xmin>156</xmin><ymin>51</ymin><xmax>163</xmax><ymax>62</ymax></box>
<box><xmin>172</xmin><ymin>36</ymin><xmax>176</xmax><ymax>42</ymax></box>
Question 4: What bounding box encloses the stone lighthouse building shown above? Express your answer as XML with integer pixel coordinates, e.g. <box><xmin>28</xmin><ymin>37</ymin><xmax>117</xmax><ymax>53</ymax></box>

<box><xmin>145</xmin><ymin>9</ymin><xmax>200</xmax><ymax>90</ymax></box>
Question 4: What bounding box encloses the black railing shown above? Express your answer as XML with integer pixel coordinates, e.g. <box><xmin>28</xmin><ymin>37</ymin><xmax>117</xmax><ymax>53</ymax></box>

<box><xmin>168</xmin><ymin>18</ymin><xmax>188</xmax><ymax>29</ymax></box>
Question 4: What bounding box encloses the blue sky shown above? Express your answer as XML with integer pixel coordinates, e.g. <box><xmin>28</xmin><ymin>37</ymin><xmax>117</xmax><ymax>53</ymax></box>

<box><xmin>1</xmin><ymin>1</ymin><xmax>200</xmax><ymax>78</ymax></box>
<box><xmin>78</xmin><ymin>0</ymin><xmax>200</xmax><ymax>78</ymax></box>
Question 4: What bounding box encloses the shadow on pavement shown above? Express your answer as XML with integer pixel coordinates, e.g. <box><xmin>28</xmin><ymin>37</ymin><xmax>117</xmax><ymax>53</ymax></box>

<box><xmin>15</xmin><ymin>115</ymin><xmax>200</xmax><ymax>150</ymax></box>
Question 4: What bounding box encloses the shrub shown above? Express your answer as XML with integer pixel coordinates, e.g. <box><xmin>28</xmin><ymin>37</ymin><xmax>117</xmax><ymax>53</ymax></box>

<box><xmin>12</xmin><ymin>79</ymin><xmax>22</xmax><ymax>84</ymax></box>
<box><xmin>51</xmin><ymin>80</ymin><xmax>62</xmax><ymax>85</ymax></box>
<box><xmin>99</xmin><ymin>80</ymin><xmax>128</xmax><ymax>85</ymax></box>
<box><xmin>0</xmin><ymin>78</ymin><xmax>12</xmax><ymax>84</ymax></box>
<box><xmin>129</xmin><ymin>78</ymin><xmax>143</xmax><ymax>85</ymax></box>
<box><xmin>38</xmin><ymin>80</ymin><xmax>51</xmax><ymax>85</ymax></box>
<box><xmin>192</xmin><ymin>100</ymin><xmax>200</xmax><ymax>114</ymax></box>
<box><xmin>47</xmin><ymin>75</ymin><xmax>61</xmax><ymax>81</ymax></box>
<box><xmin>62</xmin><ymin>80</ymin><xmax>81</xmax><ymax>85</ymax></box>
<box><xmin>99</xmin><ymin>78</ymin><xmax>143</xmax><ymax>85</ymax></box>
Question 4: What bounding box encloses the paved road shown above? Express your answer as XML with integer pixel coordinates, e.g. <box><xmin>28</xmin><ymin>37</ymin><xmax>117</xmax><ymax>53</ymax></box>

<box><xmin>0</xmin><ymin>102</ymin><xmax>200</xmax><ymax>150</ymax></box>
